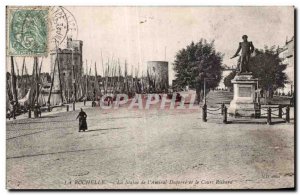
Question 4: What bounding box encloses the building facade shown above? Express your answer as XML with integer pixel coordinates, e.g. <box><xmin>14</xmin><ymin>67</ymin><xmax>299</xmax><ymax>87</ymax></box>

<box><xmin>277</xmin><ymin>36</ymin><xmax>294</xmax><ymax>95</ymax></box>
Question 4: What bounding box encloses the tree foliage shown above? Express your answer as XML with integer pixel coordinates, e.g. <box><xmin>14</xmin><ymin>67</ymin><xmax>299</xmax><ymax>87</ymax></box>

<box><xmin>173</xmin><ymin>39</ymin><xmax>223</xmax><ymax>102</ymax></box>
<box><xmin>248</xmin><ymin>46</ymin><xmax>287</xmax><ymax>92</ymax></box>
<box><xmin>224</xmin><ymin>70</ymin><xmax>236</xmax><ymax>90</ymax></box>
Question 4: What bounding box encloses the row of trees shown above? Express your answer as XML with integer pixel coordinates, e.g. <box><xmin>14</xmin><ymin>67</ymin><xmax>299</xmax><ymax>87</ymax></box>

<box><xmin>173</xmin><ymin>40</ymin><xmax>288</xmax><ymax>103</ymax></box>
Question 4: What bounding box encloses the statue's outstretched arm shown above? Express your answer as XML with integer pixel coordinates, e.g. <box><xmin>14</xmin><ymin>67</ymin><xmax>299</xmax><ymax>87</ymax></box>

<box><xmin>231</xmin><ymin>43</ymin><xmax>241</xmax><ymax>59</ymax></box>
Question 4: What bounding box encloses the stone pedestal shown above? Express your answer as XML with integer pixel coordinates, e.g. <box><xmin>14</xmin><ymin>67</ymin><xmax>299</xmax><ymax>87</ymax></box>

<box><xmin>228</xmin><ymin>73</ymin><xmax>258</xmax><ymax>117</ymax></box>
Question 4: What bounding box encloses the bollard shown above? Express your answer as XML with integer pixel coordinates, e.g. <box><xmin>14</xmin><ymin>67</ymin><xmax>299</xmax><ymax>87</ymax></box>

<box><xmin>12</xmin><ymin>105</ymin><xmax>16</xmax><ymax>119</ymax></box>
<box><xmin>221</xmin><ymin>103</ymin><xmax>225</xmax><ymax>115</ymax></box>
<box><xmin>278</xmin><ymin>105</ymin><xmax>282</xmax><ymax>118</ymax></box>
<box><xmin>12</xmin><ymin>110</ymin><xmax>16</xmax><ymax>119</ymax></box>
<box><xmin>286</xmin><ymin>106</ymin><xmax>290</xmax><ymax>123</ymax></box>
<box><xmin>34</xmin><ymin>107</ymin><xmax>38</xmax><ymax>118</ymax></box>
<box><xmin>267</xmin><ymin>107</ymin><xmax>272</xmax><ymax>125</ymax></box>
<box><xmin>73</xmin><ymin>102</ymin><xmax>75</xmax><ymax>111</ymax></box>
<box><xmin>28</xmin><ymin>109</ymin><xmax>31</xmax><ymax>118</ymax></box>
<box><xmin>223</xmin><ymin>105</ymin><xmax>227</xmax><ymax>124</ymax></box>
<box><xmin>84</xmin><ymin>100</ymin><xmax>86</xmax><ymax>106</ymax></box>
<box><xmin>48</xmin><ymin>105</ymin><xmax>51</xmax><ymax>112</ymax></box>
<box><xmin>256</xmin><ymin>103</ymin><xmax>261</xmax><ymax>118</ymax></box>
<box><xmin>202</xmin><ymin>103</ymin><xmax>207</xmax><ymax>122</ymax></box>
<box><xmin>66</xmin><ymin>105</ymin><xmax>69</xmax><ymax>112</ymax></box>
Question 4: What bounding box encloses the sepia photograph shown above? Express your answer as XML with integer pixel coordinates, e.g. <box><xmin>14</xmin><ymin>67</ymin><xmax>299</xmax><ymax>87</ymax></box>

<box><xmin>5</xmin><ymin>5</ymin><xmax>295</xmax><ymax>190</ymax></box>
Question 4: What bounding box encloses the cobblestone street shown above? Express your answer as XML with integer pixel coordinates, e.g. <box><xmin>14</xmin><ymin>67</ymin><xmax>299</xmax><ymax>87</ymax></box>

<box><xmin>6</xmin><ymin>103</ymin><xmax>294</xmax><ymax>189</ymax></box>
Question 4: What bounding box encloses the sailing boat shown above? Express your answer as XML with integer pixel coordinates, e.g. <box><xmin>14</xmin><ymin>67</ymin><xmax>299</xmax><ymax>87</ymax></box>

<box><xmin>17</xmin><ymin>57</ymin><xmax>34</xmax><ymax>108</ymax></box>
<box><xmin>44</xmin><ymin>42</ymin><xmax>64</xmax><ymax>106</ymax></box>
<box><xmin>17</xmin><ymin>57</ymin><xmax>26</xmax><ymax>99</ymax></box>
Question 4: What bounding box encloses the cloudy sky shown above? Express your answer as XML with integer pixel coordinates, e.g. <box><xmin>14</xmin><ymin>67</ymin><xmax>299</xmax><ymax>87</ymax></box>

<box><xmin>8</xmin><ymin>6</ymin><xmax>294</xmax><ymax>82</ymax></box>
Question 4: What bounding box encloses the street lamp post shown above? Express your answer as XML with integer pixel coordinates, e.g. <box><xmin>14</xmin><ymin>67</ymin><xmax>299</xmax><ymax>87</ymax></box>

<box><xmin>204</xmin><ymin>78</ymin><xmax>206</xmax><ymax>105</ymax></box>
<box><xmin>203</xmin><ymin>78</ymin><xmax>216</xmax><ymax>105</ymax></box>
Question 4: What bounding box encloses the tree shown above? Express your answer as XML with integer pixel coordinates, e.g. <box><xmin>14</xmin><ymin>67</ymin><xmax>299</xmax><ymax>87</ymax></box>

<box><xmin>224</xmin><ymin>71</ymin><xmax>236</xmax><ymax>91</ymax></box>
<box><xmin>248</xmin><ymin>46</ymin><xmax>287</xmax><ymax>98</ymax></box>
<box><xmin>173</xmin><ymin>39</ymin><xmax>223</xmax><ymax>103</ymax></box>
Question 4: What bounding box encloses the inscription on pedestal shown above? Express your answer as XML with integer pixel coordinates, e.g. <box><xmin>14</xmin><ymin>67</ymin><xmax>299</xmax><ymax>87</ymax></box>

<box><xmin>239</xmin><ymin>87</ymin><xmax>251</xmax><ymax>97</ymax></box>
<box><xmin>229</xmin><ymin>74</ymin><xmax>258</xmax><ymax>116</ymax></box>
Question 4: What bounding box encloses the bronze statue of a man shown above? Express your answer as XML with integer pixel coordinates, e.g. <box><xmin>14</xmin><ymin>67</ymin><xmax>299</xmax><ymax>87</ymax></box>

<box><xmin>231</xmin><ymin>35</ymin><xmax>255</xmax><ymax>73</ymax></box>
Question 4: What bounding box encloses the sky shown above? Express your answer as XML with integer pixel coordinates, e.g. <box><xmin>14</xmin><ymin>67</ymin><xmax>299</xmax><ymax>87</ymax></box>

<box><xmin>7</xmin><ymin>6</ymin><xmax>294</xmax><ymax>83</ymax></box>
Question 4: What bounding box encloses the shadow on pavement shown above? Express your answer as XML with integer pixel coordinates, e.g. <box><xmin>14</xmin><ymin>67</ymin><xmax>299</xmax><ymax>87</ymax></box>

<box><xmin>228</xmin><ymin>119</ymin><xmax>288</xmax><ymax>125</ymax></box>
<box><xmin>85</xmin><ymin>127</ymin><xmax>125</xmax><ymax>132</ymax></box>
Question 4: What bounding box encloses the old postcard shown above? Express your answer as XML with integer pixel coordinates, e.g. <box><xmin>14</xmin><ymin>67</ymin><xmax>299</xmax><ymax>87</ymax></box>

<box><xmin>6</xmin><ymin>6</ymin><xmax>295</xmax><ymax>190</ymax></box>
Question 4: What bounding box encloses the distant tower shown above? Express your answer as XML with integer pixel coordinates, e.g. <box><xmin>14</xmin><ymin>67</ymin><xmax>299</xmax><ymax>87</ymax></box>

<box><xmin>50</xmin><ymin>38</ymin><xmax>83</xmax><ymax>103</ymax></box>
<box><xmin>147</xmin><ymin>61</ymin><xmax>169</xmax><ymax>92</ymax></box>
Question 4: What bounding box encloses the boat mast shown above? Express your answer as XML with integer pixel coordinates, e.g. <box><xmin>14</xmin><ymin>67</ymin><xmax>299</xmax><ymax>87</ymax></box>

<box><xmin>56</xmin><ymin>47</ymin><xmax>64</xmax><ymax>103</ymax></box>
<box><xmin>47</xmin><ymin>52</ymin><xmax>57</xmax><ymax>105</ymax></box>
<box><xmin>94</xmin><ymin>62</ymin><xmax>98</xmax><ymax>100</ymax></box>
<box><xmin>71</xmin><ymin>48</ymin><xmax>77</xmax><ymax>102</ymax></box>
<box><xmin>34</xmin><ymin>57</ymin><xmax>39</xmax><ymax>105</ymax></box>
<box><xmin>39</xmin><ymin>57</ymin><xmax>43</xmax><ymax>76</ymax></box>
<box><xmin>101</xmin><ymin>51</ymin><xmax>105</xmax><ymax>94</ymax></box>
<box><xmin>89</xmin><ymin>65</ymin><xmax>91</xmax><ymax>100</ymax></box>
<box><xmin>10</xmin><ymin>56</ymin><xmax>18</xmax><ymax>104</ymax></box>
<box><xmin>85</xmin><ymin>59</ymin><xmax>88</xmax><ymax>97</ymax></box>
<box><xmin>20</xmin><ymin>57</ymin><xmax>25</xmax><ymax>84</ymax></box>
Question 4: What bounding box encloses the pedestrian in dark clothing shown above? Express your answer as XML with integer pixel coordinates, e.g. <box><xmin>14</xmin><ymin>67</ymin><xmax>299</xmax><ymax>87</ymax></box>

<box><xmin>76</xmin><ymin>108</ymin><xmax>88</xmax><ymax>132</ymax></box>
<box><xmin>7</xmin><ymin>109</ymin><xmax>11</xmax><ymax>120</ymax></box>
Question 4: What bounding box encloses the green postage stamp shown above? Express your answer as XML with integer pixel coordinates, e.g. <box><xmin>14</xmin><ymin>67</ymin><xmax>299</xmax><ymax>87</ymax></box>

<box><xmin>6</xmin><ymin>6</ymin><xmax>49</xmax><ymax>56</ymax></box>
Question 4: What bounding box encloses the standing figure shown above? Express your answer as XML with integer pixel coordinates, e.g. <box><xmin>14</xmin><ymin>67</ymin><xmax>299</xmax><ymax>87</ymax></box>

<box><xmin>12</xmin><ymin>101</ymin><xmax>17</xmax><ymax>119</ymax></box>
<box><xmin>7</xmin><ymin>108</ymin><xmax>11</xmax><ymax>120</ymax></box>
<box><xmin>231</xmin><ymin>35</ymin><xmax>255</xmax><ymax>73</ymax></box>
<box><xmin>76</xmin><ymin>108</ymin><xmax>88</xmax><ymax>132</ymax></box>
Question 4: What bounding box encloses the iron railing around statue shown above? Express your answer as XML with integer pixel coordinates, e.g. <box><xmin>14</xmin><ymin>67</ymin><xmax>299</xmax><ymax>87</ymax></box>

<box><xmin>202</xmin><ymin>103</ymin><xmax>227</xmax><ymax>124</ymax></box>
<box><xmin>260</xmin><ymin>105</ymin><xmax>290</xmax><ymax>125</ymax></box>
<box><xmin>202</xmin><ymin>103</ymin><xmax>290</xmax><ymax>125</ymax></box>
